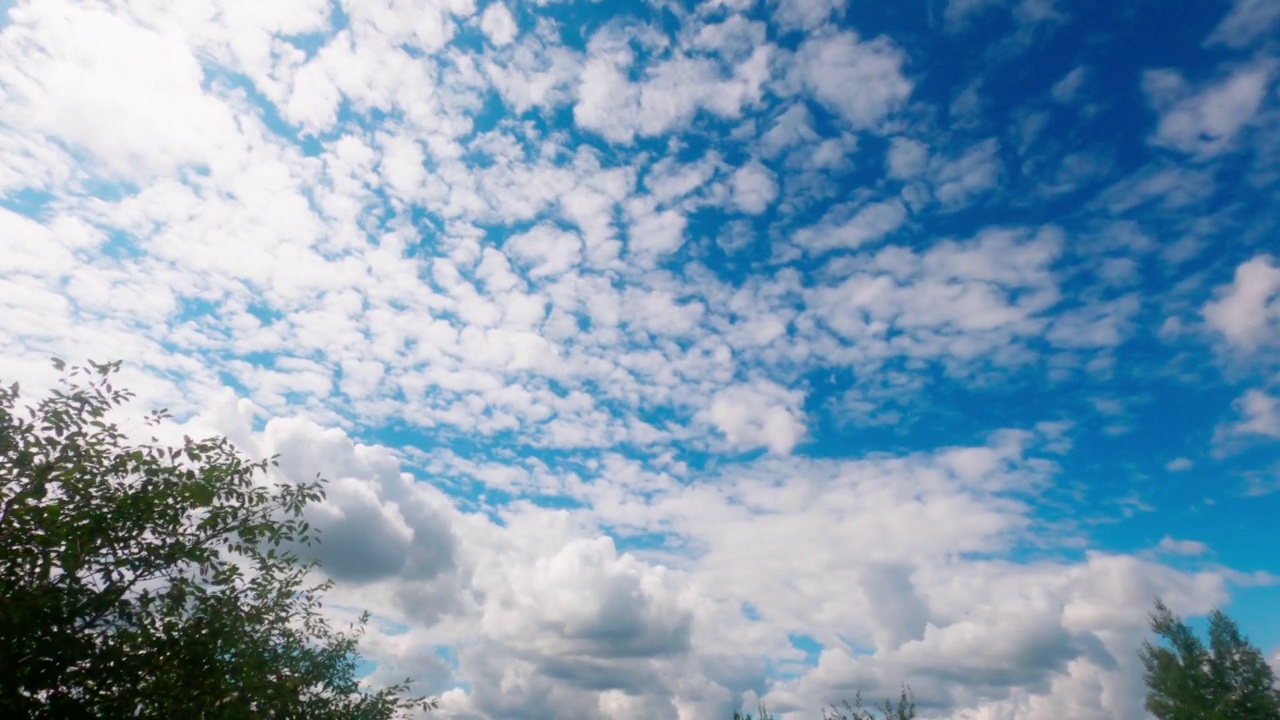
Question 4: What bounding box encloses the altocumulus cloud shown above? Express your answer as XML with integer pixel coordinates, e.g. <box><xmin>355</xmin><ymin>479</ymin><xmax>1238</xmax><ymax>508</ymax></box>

<box><xmin>2</xmin><ymin>0</ymin><xmax>1280</xmax><ymax>717</ymax></box>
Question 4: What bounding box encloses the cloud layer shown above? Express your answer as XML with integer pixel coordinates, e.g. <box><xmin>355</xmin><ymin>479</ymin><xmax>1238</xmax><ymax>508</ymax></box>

<box><xmin>3</xmin><ymin>0</ymin><xmax>1279</xmax><ymax>717</ymax></box>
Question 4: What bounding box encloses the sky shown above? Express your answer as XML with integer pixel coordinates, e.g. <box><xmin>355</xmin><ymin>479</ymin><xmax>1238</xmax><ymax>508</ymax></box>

<box><xmin>2</xmin><ymin>0</ymin><xmax>1280</xmax><ymax>717</ymax></box>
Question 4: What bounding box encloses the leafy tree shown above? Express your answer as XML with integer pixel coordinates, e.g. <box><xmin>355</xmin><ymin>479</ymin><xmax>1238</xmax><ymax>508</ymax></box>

<box><xmin>1141</xmin><ymin>597</ymin><xmax>1280</xmax><ymax>720</ymax></box>
<box><xmin>0</xmin><ymin>360</ymin><xmax>437</xmax><ymax>719</ymax></box>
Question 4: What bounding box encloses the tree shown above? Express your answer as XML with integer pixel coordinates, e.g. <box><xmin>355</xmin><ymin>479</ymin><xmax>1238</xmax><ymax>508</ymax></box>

<box><xmin>1140</xmin><ymin>597</ymin><xmax>1280</xmax><ymax>720</ymax></box>
<box><xmin>0</xmin><ymin>360</ymin><xmax>437</xmax><ymax>718</ymax></box>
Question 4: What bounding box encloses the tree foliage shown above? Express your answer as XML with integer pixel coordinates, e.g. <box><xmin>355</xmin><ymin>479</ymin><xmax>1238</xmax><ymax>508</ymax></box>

<box><xmin>1141</xmin><ymin>597</ymin><xmax>1280</xmax><ymax>720</ymax></box>
<box><xmin>0</xmin><ymin>360</ymin><xmax>436</xmax><ymax>718</ymax></box>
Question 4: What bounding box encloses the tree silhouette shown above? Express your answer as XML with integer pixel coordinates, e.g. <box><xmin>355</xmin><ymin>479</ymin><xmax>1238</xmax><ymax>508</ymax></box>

<box><xmin>1141</xmin><ymin>597</ymin><xmax>1280</xmax><ymax>720</ymax></box>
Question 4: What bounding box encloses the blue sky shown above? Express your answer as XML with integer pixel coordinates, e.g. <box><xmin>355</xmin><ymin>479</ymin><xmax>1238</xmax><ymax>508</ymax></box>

<box><xmin>2</xmin><ymin>0</ymin><xmax>1279</xmax><ymax>717</ymax></box>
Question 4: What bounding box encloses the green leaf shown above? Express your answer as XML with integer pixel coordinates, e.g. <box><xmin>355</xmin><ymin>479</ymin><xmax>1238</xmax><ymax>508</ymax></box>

<box><xmin>189</xmin><ymin>482</ymin><xmax>216</xmax><ymax>507</ymax></box>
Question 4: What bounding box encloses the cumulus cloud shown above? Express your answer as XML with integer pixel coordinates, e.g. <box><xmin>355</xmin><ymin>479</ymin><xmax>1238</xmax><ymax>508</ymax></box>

<box><xmin>573</xmin><ymin>25</ymin><xmax>771</xmax><ymax>144</ymax></box>
<box><xmin>0</xmin><ymin>0</ymin><xmax>241</xmax><ymax>178</ymax></box>
<box><xmin>803</xmin><ymin>225</ymin><xmax>1064</xmax><ymax>372</ymax></box>
<box><xmin>1203</xmin><ymin>255</ymin><xmax>1280</xmax><ymax>352</ymax></box>
<box><xmin>626</xmin><ymin>199</ymin><xmax>689</xmax><ymax>256</ymax></box>
<box><xmin>886</xmin><ymin>137</ymin><xmax>929</xmax><ymax>179</ymax></box>
<box><xmin>729</xmin><ymin>161</ymin><xmax>779</xmax><ymax>215</ymax></box>
<box><xmin>1144</xmin><ymin>64</ymin><xmax>1273</xmax><ymax>159</ymax></box>
<box><xmin>789</xmin><ymin>30</ymin><xmax>913</xmax><ymax>130</ymax></box>
<box><xmin>706</xmin><ymin>381</ymin><xmax>807</xmax><ymax>455</ymax></box>
<box><xmin>483</xmin><ymin>27</ymin><xmax>582</xmax><ymax>113</ymax></box>
<box><xmin>1225</xmin><ymin>388</ymin><xmax>1280</xmax><ymax>440</ymax></box>
<box><xmin>479</xmin><ymin>535</ymin><xmax>693</xmax><ymax>659</ymax></box>
<box><xmin>883</xmin><ymin>136</ymin><xmax>1002</xmax><ymax>210</ymax></box>
<box><xmin>479</xmin><ymin>2</ymin><xmax>518</xmax><ymax>46</ymax></box>
<box><xmin>1157</xmin><ymin>536</ymin><xmax>1209</xmax><ymax>556</ymax></box>
<box><xmin>792</xmin><ymin>198</ymin><xmax>907</xmax><ymax>253</ymax></box>
<box><xmin>931</xmin><ymin>138</ymin><xmax>1002</xmax><ymax>210</ymax></box>
<box><xmin>758</xmin><ymin>103</ymin><xmax>820</xmax><ymax>158</ymax></box>
<box><xmin>504</xmin><ymin>224</ymin><xmax>583</xmax><ymax>278</ymax></box>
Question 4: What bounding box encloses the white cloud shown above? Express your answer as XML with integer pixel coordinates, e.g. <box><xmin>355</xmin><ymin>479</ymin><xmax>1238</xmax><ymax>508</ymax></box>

<box><xmin>729</xmin><ymin>161</ymin><xmax>779</xmax><ymax>215</ymax></box>
<box><xmin>931</xmin><ymin>138</ymin><xmax>1002</xmax><ymax>210</ymax></box>
<box><xmin>573</xmin><ymin>25</ymin><xmax>772</xmax><ymax>144</ymax></box>
<box><xmin>767</xmin><ymin>551</ymin><xmax>1224</xmax><ymax>719</ymax></box>
<box><xmin>1144</xmin><ymin>64</ymin><xmax>1273</xmax><ymax>159</ymax></box>
<box><xmin>1227</xmin><ymin>388</ymin><xmax>1280</xmax><ymax>439</ymax></box>
<box><xmin>1157</xmin><ymin>536</ymin><xmax>1209</xmax><ymax>556</ymax></box>
<box><xmin>0</xmin><ymin>1</ymin><xmax>241</xmax><ymax>179</ymax></box>
<box><xmin>950</xmin><ymin>79</ymin><xmax>984</xmax><ymax>125</ymax></box>
<box><xmin>478</xmin><ymin>535</ymin><xmax>692</xmax><ymax>658</ymax></box>
<box><xmin>483</xmin><ymin>26</ymin><xmax>582</xmax><ymax>114</ymax></box>
<box><xmin>1207</xmin><ymin>0</ymin><xmax>1280</xmax><ymax>47</ymax></box>
<box><xmin>771</xmin><ymin>0</ymin><xmax>848</xmax><ymax>31</ymax></box>
<box><xmin>1045</xmin><ymin>294</ymin><xmax>1141</xmax><ymax>350</ymax></box>
<box><xmin>803</xmin><ymin>225</ymin><xmax>1063</xmax><ymax>373</ymax></box>
<box><xmin>792</xmin><ymin>198</ymin><xmax>907</xmax><ymax>254</ymax></box>
<box><xmin>1051</xmin><ymin>66</ymin><xmax>1088</xmax><ymax>104</ymax></box>
<box><xmin>758</xmin><ymin>103</ymin><xmax>820</xmax><ymax>158</ymax></box>
<box><xmin>883</xmin><ymin>136</ymin><xmax>1002</xmax><ymax>213</ymax></box>
<box><xmin>1094</xmin><ymin>161</ymin><xmax>1216</xmax><ymax>214</ymax></box>
<box><xmin>0</xmin><ymin>128</ymin><xmax>76</xmax><ymax>194</ymax></box>
<box><xmin>626</xmin><ymin>198</ymin><xmax>689</xmax><ymax>256</ymax></box>
<box><xmin>505</xmin><ymin>224</ymin><xmax>583</xmax><ymax>278</ymax></box>
<box><xmin>789</xmin><ymin>31</ymin><xmax>912</xmax><ymax>130</ymax></box>
<box><xmin>1203</xmin><ymin>255</ymin><xmax>1280</xmax><ymax>352</ymax></box>
<box><xmin>886</xmin><ymin>137</ymin><xmax>929</xmax><ymax>179</ymax></box>
<box><xmin>690</xmin><ymin>13</ymin><xmax>768</xmax><ymax>64</ymax></box>
<box><xmin>479</xmin><ymin>2</ymin><xmax>519</xmax><ymax>46</ymax></box>
<box><xmin>705</xmin><ymin>381</ymin><xmax>807</xmax><ymax>455</ymax></box>
<box><xmin>0</xmin><ymin>371</ymin><xmax>1240</xmax><ymax>720</ymax></box>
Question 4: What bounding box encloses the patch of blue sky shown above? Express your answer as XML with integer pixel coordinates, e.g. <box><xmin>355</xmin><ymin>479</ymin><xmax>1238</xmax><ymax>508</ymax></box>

<box><xmin>75</xmin><ymin>175</ymin><xmax>141</xmax><ymax>205</ymax></box>
<box><xmin>354</xmin><ymin>657</ymin><xmax>378</xmax><ymax>680</ymax></box>
<box><xmin>0</xmin><ymin>187</ymin><xmax>50</xmax><ymax>216</ymax></box>
<box><xmin>204</xmin><ymin>66</ymin><xmax>328</xmax><ymax>156</ymax></box>
<box><xmin>786</xmin><ymin>633</ymin><xmax>823</xmax><ymax>670</ymax></box>
<box><xmin>433</xmin><ymin>645</ymin><xmax>463</xmax><ymax>680</ymax></box>
<box><xmin>279</xmin><ymin>29</ymin><xmax>339</xmax><ymax>64</ymax></box>
<box><xmin>608</xmin><ymin>530</ymin><xmax>687</xmax><ymax>556</ymax></box>
<box><xmin>98</xmin><ymin>228</ymin><xmax>146</xmax><ymax>260</ymax></box>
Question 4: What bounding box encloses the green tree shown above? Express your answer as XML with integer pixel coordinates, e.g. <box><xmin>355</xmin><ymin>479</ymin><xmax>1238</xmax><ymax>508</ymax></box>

<box><xmin>0</xmin><ymin>360</ymin><xmax>437</xmax><ymax>719</ymax></box>
<box><xmin>1141</xmin><ymin>597</ymin><xmax>1280</xmax><ymax>720</ymax></box>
